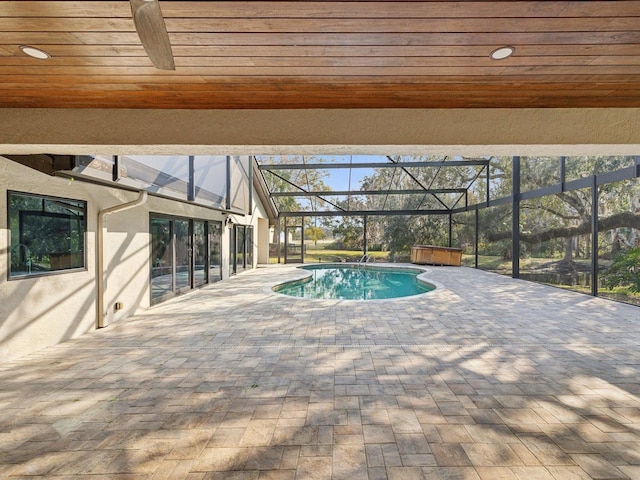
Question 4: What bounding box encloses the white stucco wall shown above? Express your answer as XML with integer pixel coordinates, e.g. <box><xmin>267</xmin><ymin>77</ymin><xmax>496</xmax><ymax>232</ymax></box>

<box><xmin>251</xmin><ymin>188</ymin><xmax>273</xmax><ymax>265</ymax></box>
<box><xmin>228</xmin><ymin>183</ymin><xmax>273</xmax><ymax>269</ymax></box>
<box><xmin>257</xmin><ymin>218</ymin><xmax>270</xmax><ymax>265</ymax></box>
<box><xmin>0</xmin><ymin>156</ymin><xmax>268</xmax><ymax>362</ymax></box>
<box><xmin>1</xmin><ymin>158</ymin><xmax>100</xmax><ymax>362</ymax></box>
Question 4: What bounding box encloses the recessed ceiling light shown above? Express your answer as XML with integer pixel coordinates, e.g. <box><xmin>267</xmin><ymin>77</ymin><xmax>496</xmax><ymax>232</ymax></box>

<box><xmin>490</xmin><ymin>46</ymin><xmax>515</xmax><ymax>60</ymax></box>
<box><xmin>19</xmin><ymin>45</ymin><xmax>51</xmax><ymax>60</ymax></box>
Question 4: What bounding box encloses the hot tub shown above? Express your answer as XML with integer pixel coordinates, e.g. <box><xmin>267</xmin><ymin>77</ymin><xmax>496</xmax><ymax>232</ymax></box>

<box><xmin>411</xmin><ymin>245</ymin><xmax>462</xmax><ymax>266</ymax></box>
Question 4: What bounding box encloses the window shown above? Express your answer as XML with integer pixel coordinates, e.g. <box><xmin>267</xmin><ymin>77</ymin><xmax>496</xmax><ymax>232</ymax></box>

<box><xmin>8</xmin><ymin>191</ymin><xmax>86</xmax><ymax>278</ymax></box>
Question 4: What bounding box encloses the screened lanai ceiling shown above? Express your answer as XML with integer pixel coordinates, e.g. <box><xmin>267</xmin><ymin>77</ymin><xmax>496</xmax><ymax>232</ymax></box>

<box><xmin>256</xmin><ymin>155</ymin><xmax>490</xmax><ymax>216</ymax></box>
<box><xmin>1</xmin><ymin>1</ymin><xmax>640</xmax><ymax>109</ymax></box>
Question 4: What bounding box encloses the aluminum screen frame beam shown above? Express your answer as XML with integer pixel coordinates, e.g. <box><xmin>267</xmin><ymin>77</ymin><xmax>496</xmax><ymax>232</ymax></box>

<box><xmin>270</xmin><ymin>188</ymin><xmax>467</xmax><ymax>197</ymax></box>
<box><xmin>259</xmin><ymin>160</ymin><xmax>489</xmax><ymax>170</ymax></box>
<box><xmin>279</xmin><ymin>209</ymin><xmax>449</xmax><ymax>217</ymax></box>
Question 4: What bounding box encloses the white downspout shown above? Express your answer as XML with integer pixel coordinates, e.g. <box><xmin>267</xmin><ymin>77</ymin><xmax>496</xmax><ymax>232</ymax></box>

<box><xmin>97</xmin><ymin>191</ymin><xmax>148</xmax><ymax>328</ymax></box>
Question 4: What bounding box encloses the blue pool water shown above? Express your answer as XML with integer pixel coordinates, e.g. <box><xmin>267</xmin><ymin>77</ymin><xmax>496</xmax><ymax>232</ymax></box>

<box><xmin>274</xmin><ymin>264</ymin><xmax>435</xmax><ymax>300</ymax></box>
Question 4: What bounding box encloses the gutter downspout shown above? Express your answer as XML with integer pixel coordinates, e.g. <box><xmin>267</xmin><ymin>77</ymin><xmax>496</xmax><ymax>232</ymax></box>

<box><xmin>97</xmin><ymin>191</ymin><xmax>148</xmax><ymax>328</ymax></box>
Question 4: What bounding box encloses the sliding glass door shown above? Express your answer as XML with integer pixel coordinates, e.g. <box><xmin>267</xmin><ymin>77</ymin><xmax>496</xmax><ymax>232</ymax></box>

<box><xmin>193</xmin><ymin>220</ymin><xmax>207</xmax><ymax>287</ymax></box>
<box><xmin>150</xmin><ymin>218</ymin><xmax>173</xmax><ymax>300</ymax></box>
<box><xmin>209</xmin><ymin>221</ymin><xmax>222</xmax><ymax>282</ymax></box>
<box><xmin>230</xmin><ymin>224</ymin><xmax>254</xmax><ymax>275</ymax></box>
<box><xmin>236</xmin><ymin>225</ymin><xmax>246</xmax><ymax>273</ymax></box>
<box><xmin>151</xmin><ymin>215</ymin><xmax>223</xmax><ymax>304</ymax></box>
<box><xmin>175</xmin><ymin>219</ymin><xmax>191</xmax><ymax>292</ymax></box>
<box><xmin>246</xmin><ymin>226</ymin><xmax>254</xmax><ymax>268</ymax></box>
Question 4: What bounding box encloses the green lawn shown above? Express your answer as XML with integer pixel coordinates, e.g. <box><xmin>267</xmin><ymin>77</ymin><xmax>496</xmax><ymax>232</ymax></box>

<box><xmin>303</xmin><ymin>248</ymin><xmax>391</xmax><ymax>263</ymax></box>
<box><xmin>269</xmin><ymin>246</ymin><xmax>400</xmax><ymax>264</ymax></box>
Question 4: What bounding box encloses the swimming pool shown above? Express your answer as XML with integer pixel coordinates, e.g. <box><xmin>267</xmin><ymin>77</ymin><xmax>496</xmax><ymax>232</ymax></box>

<box><xmin>273</xmin><ymin>264</ymin><xmax>435</xmax><ymax>300</ymax></box>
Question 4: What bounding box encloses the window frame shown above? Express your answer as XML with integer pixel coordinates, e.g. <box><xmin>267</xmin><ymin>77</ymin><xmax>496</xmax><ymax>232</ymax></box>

<box><xmin>7</xmin><ymin>190</ymin><xmax>88</xmax><ymax>280</ymax></box>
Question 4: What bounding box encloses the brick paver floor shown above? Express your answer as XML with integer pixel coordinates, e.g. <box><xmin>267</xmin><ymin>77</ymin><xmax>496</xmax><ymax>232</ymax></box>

<box><xmin>1</xmin><ymin>265</ymin><xmax>639</xmax><ymax>479</ymax></box>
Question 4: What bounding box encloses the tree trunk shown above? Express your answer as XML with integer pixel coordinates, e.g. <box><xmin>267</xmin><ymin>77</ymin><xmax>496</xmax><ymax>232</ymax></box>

<box><xmin>487</xmin><ymin>211</ymin><xmax>640</xmax><ymax>245</ymax></box>
<box><xmin>564</xmin><ymin>237</ymin><xmax>573</xmax><ymax>262</ymax></box>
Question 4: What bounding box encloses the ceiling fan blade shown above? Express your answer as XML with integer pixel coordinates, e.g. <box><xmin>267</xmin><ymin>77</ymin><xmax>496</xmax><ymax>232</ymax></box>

<box><xmin>130</xmin><ymin>0</ymin><xmax>175</xmax><ymax>70</ymax></box>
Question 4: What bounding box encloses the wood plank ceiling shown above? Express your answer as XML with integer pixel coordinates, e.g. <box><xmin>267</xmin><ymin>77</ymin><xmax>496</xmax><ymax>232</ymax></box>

<box><xmin>0</xmin><ymin>1</ymin><xmax>639</xmax><ymax>109</ymax></box>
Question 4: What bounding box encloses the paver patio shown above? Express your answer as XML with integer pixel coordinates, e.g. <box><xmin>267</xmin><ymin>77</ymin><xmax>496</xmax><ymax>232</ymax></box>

<box><xmin>1</xmin><ymin>265</ymin><xmax>639</xmax><ymax>479</ymax></box>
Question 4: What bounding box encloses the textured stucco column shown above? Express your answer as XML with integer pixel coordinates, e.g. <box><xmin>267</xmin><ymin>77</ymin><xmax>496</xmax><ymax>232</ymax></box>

<box><xmin>0</xmin><ymin>108</ymin><xmax>639</xmax><ymax>156</ymax></box>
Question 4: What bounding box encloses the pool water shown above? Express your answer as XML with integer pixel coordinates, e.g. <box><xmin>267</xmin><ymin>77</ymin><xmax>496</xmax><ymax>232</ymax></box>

<box><xmin>274</xmin><ymin>264</ymin><xmax>435</xmax><ymax>300</ymax></box>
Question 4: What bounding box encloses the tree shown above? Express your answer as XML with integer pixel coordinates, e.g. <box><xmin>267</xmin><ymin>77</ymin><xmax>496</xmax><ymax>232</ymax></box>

<box><xmin>305</xmin><ymin>225</ymin><xmax>325</xmax><ymax>247</ymax></box>
<box><xmin>256</xmin><ymin>155</ymin><xmax>331</xmax><ymax>224</ymax></box>
<box><xmin>330</xmin><ymin>216</ymin><xmax>363</xmax><ymax>250</ymax></box>
<box><xmin>601</xmin><ymin>247</ymin><xmax>640</xmax><ymax>293</ymax></box>
<box><xmin>256</xmin><ymin>155</ymin><xmax>332</xmax><ymax>248</ymax></box>
<box><xmin>489</xmin><ymin>211</ymin><xmax>640</xmax><ymax>244</ymax></box>
<box><xmin>356</xmin><ymin>155</ymin><xmax>487</xmax><ymax>254</ymax></box>
<box><xmin>481</xmin><ymin>156</ymin><xmax>640</xmax><ymax>269</ymax></box>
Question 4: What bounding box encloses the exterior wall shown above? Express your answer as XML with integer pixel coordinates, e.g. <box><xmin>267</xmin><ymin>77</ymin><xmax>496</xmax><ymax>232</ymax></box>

<box><xmin>251</xmin><ymin>190</ymin><xmax>272</xmax><ymax>265</ymax></box>
<box><xmin>257</xmin><ymin>218</ymin><xmax>270</xmax><ymax>264</ymax></box>
<box><xmin>229</xmin><ymin>185</ymin><xmax>272</xmax><ymax>268</ymax></box>
<box><xmin>103</xmin><ymin>194</ymin><xmax>227</xmax><ymax>323</ymax></box>
<box><xmin>0</xmin><ymin>156</ymin><xmax>268</xmax><ymax>362</ymax></box>
<box><xmin>1</xmin><ymin>158</ymin><xmax>99</xmax><ymax>362</ymax></box>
